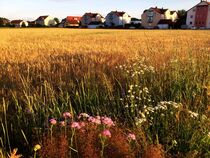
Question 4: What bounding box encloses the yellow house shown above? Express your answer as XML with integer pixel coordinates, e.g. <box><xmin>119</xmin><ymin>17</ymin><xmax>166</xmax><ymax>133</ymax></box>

<box><xmin>141</xmin><ymin>7</ymin><xmax>178</xmax><ymax>29</ymax></box>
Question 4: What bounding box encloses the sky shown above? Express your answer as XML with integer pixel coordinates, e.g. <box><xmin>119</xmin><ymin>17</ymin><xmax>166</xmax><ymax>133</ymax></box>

<box><xmin>0</xmin><ymin>0</ymin><xmax>200</xmax><ymax>21</ymax></box>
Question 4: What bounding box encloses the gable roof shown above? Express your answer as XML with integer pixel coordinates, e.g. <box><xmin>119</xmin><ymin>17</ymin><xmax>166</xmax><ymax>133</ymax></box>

<box><xmin>153</xmin><ymin>7</ymin><xmax>168</xmax><ymax>14</ymax></box>
<box><xmin>11</xmin><ymin>20</ymin><xmax>23</xmax><ymax>24</ymax></box>
<box><xmin>84</xmin><ymin>13</ymin><xmax>104</xmax><ymax>18</ymax></box>
<box><xmin>66</xmin><ymin>16</ymin><xmax>81</xmax><ymax>24</ymax></box>
<box><xmin>36</xmin><ymin>15</ymin><xmax>49</xmax><ymax>21</ymax></box>
<box><xmin>144</xmin><ymin>7</ymin><xmax>168</xmax><ymax>14</ymax></box>
<box><xmin>111</xmin><ymin>11</ymin><xmax>131</xmax><ymax>17</ymax></box>
<box><xmin>187</xmin><ymin>1</ymin><xmax>210</xmax><ymax>12</ymax></box>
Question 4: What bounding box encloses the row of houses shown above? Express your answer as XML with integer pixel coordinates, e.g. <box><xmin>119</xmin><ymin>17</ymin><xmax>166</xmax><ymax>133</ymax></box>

<box><xmin>1</xmin><ymin>1</ymin><xmax>210</xmax><ymax>29</ymax></box>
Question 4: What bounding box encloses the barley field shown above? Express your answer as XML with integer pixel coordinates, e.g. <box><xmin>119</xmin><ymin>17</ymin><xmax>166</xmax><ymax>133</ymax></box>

<box><xmin>0</xmin><ymin>28</ymin><xmax>210</xmax><ymax>158</ymax></box>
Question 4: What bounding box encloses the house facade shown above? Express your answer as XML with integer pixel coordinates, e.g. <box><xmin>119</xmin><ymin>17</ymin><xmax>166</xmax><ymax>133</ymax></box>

<box><xmin>0</xmin><ymin>17</ymin><xmax>10</xmax><ymax>26</ymax></box>
<box><xmin>81</xmin><ymin>13</ymin><xmax>105</xmax><ymax>26</ymax></box>
<box><xmin>60</xmin><ymin>16</ymin><xmax>81</xmax><ymax>28</ymax></box>
<box><xmin>186</xmin><ymin>0</ymin><xmax>210</xmax><ymax>29</ymax></box>
<box><xmin>35</xmin><ymin>15</ymin><xmax>57</xmax><ymax>26</ymax></box>
<box><xmin>11</xmin><ymin>20</ymin><xmax>28</xmax><ymax>27</ymax></box>
<box><xmin>141</xmin><ymin>7</ymin><xmax>178</xmax><ymax>28</ymax></box>
<box><xmin>105</xmin><ymin>11</ymin><xmax>131</xmax><ymax>27</ymax></box>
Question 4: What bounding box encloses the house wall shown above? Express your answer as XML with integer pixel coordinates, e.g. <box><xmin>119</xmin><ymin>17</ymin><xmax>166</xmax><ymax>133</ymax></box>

<box><xmin>122</xmin><ymin>13</ymin><xmax>131</xmax><ymax>25</ymax></box>
<box><xmin>186</xmin><ymin>1</ymin><xmax>210</xmax><ymax>28</ymax></box>
<box><xmin>164</xmin><ymin>10</ymin><xmax>172</xmax><ymax>19</ymax></box>
<box><xmin>81</xmin><ymin>14</ymin><xmax>104</xmax><ymax>26</ymax></box>
<box><xmin>171</xmin><ymin>12</ymin><xmax>178</xmax><ymax>22</ymax></box>
<box><xmin>195</xmin><ymin>5</ymin><xmax>208</xmax><ymax>27</ymax></box>
<box><xmin>105</xmin><ymin>13</ymin><xmax>120</xmax><ymax>26</ymax></box>
<box><xmin>186</xmin><ymin>7</ymin><xmax>196</xmax><ymax>28</ymax></box>
<box><xmin>81</xmin><ymin>15</ymin><xmax>90</xmax><ymax>26</ymax></box>
<box><xmin>207</xmin><ymin>5</ymin><xmax>210</xmax><ymax>28</ymax></box>
<box><xmin>105</xmin><ymin>12</ymin><xmax>131</xmax><ymax>27</ymax></box>
<box><xmin>141</xmin><ymin>9</ymin><xmax>162</xmax><ymax>28</ymax></box>
<box><xmin>44</xmin><ymin>16</ymin><xmax>57</xmax><ymax>26</ymax></box>
<box><xmin>36</xmin><ymin>20</ymin><xmax>45</xmax><ymax>26</ymax></box>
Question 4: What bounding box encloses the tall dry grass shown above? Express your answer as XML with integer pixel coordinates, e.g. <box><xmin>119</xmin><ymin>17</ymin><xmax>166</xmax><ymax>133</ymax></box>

<box><xmin>0</xmin><ymin>28</ymin><xmax>209</xmax><ymax>157</ymax></box>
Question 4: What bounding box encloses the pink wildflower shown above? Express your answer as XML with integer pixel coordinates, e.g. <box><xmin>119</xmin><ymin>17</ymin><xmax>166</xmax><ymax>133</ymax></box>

<box><xmin>49</xmin><ymin>118</ymin><xmax>57</xmax><ymax>125</ymax></box>
<box><xmin>101</xmin><ymin>117</ymin><xmax>115</xmax><ymax>127</ymax></box>
<box><xmin>127</xmin><ymin>133</ymin><xmax>136</xmax><ymax>140</ymax></box>
<box><xmin>88</xmin><ymin>116</ymin><xmax>101</xmax><ymax>124</ymax></box>
<box><xmin>101</xmin><ymin>129</ymin><xmax>111</xmax><ymax>138</ymax></box>
<box><xmin>60</xmin><ymin>121</ymin><xmax>65</xmax><ymax>127</ymax></box>
<box><xmin>63</xmin><ymin>112</ymin><xmax>72</xmax><ymax>118</ymax></box>
<box><xmin>71</xmin><ymin>122</ymin><xmax>81</xmax><ymax>129</ymax></box>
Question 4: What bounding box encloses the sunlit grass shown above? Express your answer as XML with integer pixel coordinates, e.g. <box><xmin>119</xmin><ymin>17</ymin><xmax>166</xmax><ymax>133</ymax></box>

<box><xmin>0</xmin><ymin>28</ymin><xmax>209</xmax><ymax>157</ymax></box>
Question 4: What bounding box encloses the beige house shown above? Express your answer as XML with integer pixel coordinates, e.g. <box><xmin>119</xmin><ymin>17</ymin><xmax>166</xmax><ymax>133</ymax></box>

<box><xmin>186</xmin><ymin>1</ymin><xmax>210</xmax><ymax>29</ymax></box>
<box><xmin>35</xmin><ymin>15</ymin><xmax>57</xmax><ymax>27</ymax></box>
<box><xmin>141</xmin><ymin>7</ymin><xmax>178</xmax><ymax>28</ymax></box>
<box><xmin>81</xmin><ymin>13</ymin><xmax>105</xmax><ymax>26</ymax></box>
<box><xmin>105</xmin><ymin>11</ymin><xmax>131</xmax><ymax>27</ymax></box>
<box><xmin>11</xmin><ymin>20</ymin><xmax>28</xmax><ymax>27</ymax></box>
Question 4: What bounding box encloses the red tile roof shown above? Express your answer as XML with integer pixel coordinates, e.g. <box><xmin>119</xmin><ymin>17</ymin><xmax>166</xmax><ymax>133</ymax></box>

<box><xmin>11</xmin><ymin>20</ymin><xmax>23</xmax><ymax>24</ymax></box>
<box><xmin>36</xmin><ymin>15</ymin><xmax>49</xmax><ymax>21</ymax></box>
<box><xmin>66</xmin><ymin>16</ymin><xmax>81</xmax><ymax>24</ymax></box>
<box><xmin>152</xmin><ymin>7</ymin><xmax>168</xmax><ymax>14</ymax></box>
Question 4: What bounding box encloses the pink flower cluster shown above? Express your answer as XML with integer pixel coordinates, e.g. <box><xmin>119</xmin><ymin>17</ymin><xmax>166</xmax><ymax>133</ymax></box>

<box><xmin>49</xmin><ymin>118</ymin><xmax>57</xmax><ymax>125</ymax></box>
<box><xmin>87</xmin><ymin>115</ymin><xmax>115</xmax><ymax>127</ymax></box>
<box><xmin>63</xmin><ymin>112</ymin><xmax>72</xmax><ymax>118</ymax></box>
<box><xmin>101</xmin><ymin>129</ymin><xmax>111</xmax><ymax>138</ymax></box>
<box><xmin>71</xmin><ymin>121</ymin><xmax>86</xmax><ymax>130</ymax></box>
<box><xmin>101</xmin><ymin>117</ymin><xmax>115</xmax><ymax>127</ymax></box>
<box><xmin>88</xmin><ymin>116</ymin><xmax>101</xmax><ymax>124</ymax></box>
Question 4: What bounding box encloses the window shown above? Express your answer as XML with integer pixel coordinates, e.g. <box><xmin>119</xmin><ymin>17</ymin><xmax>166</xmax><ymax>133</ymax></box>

<box><xmin>190</xmin><ymin>22</ymin><xmax>192</xmax><ymax>24</ymax></box>
<box><xmin>190</xmin><ymin>15</ymin><xmax>193</xmax><ymax>18</ymax></box>
<box><xmin>147</xmin><ymin>11</ymin><xmax>154</xmax><ymax>23</ymax></box>
<box><xmin>195</xmin><ymin>22</ymin><xmax>197</xmax><ymax>25</ymax></box>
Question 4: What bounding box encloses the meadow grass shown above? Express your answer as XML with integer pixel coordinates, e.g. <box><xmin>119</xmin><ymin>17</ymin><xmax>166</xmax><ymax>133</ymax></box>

<box><xmin>0</xmin><ymin>28</ymin><xmax>209</xmax><ymax>157</ymax></box>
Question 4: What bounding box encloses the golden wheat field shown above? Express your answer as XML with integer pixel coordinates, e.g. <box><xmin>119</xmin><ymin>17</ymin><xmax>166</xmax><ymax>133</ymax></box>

<box><xmin>0</xmin><ymin>29</ymin><xmax>210</xmax><ymax>158</ymax></box>
<box><xmin>0</xmin><ymin>29</ymin><xmax>209</xmax><ymax>63</ymax></box>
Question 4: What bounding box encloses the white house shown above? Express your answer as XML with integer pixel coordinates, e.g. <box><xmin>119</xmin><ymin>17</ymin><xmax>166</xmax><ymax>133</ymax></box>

<box><xmin>105</xmin><ymin>11</ymin><xmax>131</xmax><ymax>27</ymax></box>
<box><xmin>81</xmin><ymin>13</ymin><xmax>105</xmax><ymax>27</ymax></box>
<box><xmin>35</xmin><ymin>15</ymin><xmax>57</xmax><ymax>27</ymax></box>
<box><xmin>10</xmin><ymin>20</ymin><xmax>28</xmax><ymax>27</ymax></box>
<box><xmin>186</xmin><ymin>0</ymin><xmax>210</xmax><ymax>29</ymax></box>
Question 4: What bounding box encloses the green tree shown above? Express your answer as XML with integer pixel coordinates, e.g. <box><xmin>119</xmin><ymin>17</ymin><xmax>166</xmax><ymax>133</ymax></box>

<box><xmin>177</xmin><ymin>10</ymin><xmax>187</xmax><ymax>18</ymax></box>
<box><xmin>54</xmin><ymin>18</ymin><xmax>60</xmax><ymax>24</ymax></box>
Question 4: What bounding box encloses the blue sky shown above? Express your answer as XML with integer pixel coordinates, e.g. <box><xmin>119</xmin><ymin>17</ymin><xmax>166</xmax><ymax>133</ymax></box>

<box><xmin>0</xmin><ymin>0</ymin><xmax>199</xmax><ymax>20</ymax></box>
